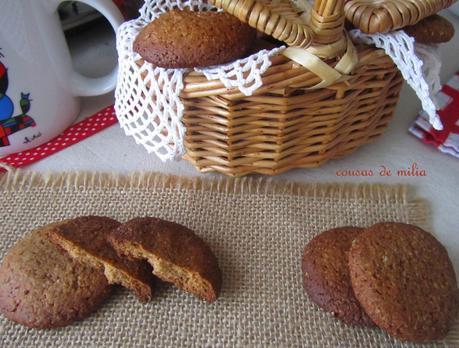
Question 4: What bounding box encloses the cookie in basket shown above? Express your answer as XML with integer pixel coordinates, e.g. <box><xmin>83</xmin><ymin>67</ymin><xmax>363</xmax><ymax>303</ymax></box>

<box><xmin>48</xmin><ymin>216</ymin><xmax>155</xmax><ymax>303</ymax></box>
<box><xmin>349</xmin><ymin>222</ymin><xmax>458</xmax><ymax>342</ymax></box>
<box><xmin>302</xmin><ymin>227</ymin><xmax>374</xmax><ymax>326</ymax></box>
<box><xmin>109</xmin><ymin>217</ymin><xmax>222</xmax><ymax>303</ymax></box>
<box><xmin>0</xmin><ymin>223</ymin><xmax>112</xmax><ymax>328</ymax></box>
<box><xmin>404</xmin><ymin>15</ymin><xmax>455</xmax><ymax>44</ymax></box>
<box><xmin>133</xmin><ymin>9</ymin><xmax>256</xmax><ymax>68</ymax></box>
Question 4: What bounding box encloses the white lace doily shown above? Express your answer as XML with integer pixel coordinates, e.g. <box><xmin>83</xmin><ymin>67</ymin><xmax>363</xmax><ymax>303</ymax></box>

<box><xmin>415</xmin><ymin>43</ymin><xmax>443</xmax><ymax>97</ymax></box>
<box><xmin>350</xmin><ymin>30</ymin><xmax>444</xmax><ymax>131</ymax></box>
<box><xmin>115</xmin><ymin>0</ymin><xmax>283</xmax><ymax>161</ymax></box>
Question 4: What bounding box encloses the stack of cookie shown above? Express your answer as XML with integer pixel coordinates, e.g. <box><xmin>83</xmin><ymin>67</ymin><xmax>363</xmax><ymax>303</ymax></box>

<box><xmin>0</xmin><ymin>216</ymin><xmax>221</xmax><ymax>328</ymax></box>
<box><xmin>302</xmin><ymin>222</ymin><xmax>458</xmax><ymax>343</ymax></box>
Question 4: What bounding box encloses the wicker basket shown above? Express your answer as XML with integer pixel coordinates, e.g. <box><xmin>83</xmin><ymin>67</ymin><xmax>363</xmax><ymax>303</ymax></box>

<box><xmin>143</xmin><ymin>0</ymin><xmax>406</xmax><ymax>176</ymax></box>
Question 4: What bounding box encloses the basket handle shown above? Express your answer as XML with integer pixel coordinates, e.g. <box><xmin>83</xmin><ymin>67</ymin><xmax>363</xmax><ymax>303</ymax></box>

<box><xmin>311</xmin><ymin>0</ymin><xmax>346</xmax><ymax>45</ymax></box>
<box><xmin>209</xmin><ymin>0</ymin><xmax>346</xmax><ymax>48</ymax></box>
<box><xmin>210</xmin><ymin>0</ymin><xmax>312</xmax><ymax>47</ymax></box>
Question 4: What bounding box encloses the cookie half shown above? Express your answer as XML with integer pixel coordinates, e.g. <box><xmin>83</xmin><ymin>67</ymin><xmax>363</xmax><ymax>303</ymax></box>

<box><xmin>349</xmin><ymin>222</ymin><xmax>458</xmax><ymax>342</ymax></box>
<box><xmin>109</xmin><ymin>217</ymin><xmax>222</xmax><ymax>303</ymax></box>
<box><xmin>404</xmin><ymin>15</ymin><xmax>455</xmax><ymax>44</ymax></box>
<box><xmin>0</xmin><ymin>224</ymin><xmax>111</xmax><ymax>328</ymax></box>
<box><xmin>134</xmin><ymin>9</ymin><xmax>256</xmax><ymax>68</ymax></box>
<box><xmin>48</xmin><ymin>216</ymin><xmax>154</xmax><ymax>303</ymax></box>
<box><xmin>302</xmin><ymin>227</ymin><xmax>374</xmax><ymax>326</ymax></box>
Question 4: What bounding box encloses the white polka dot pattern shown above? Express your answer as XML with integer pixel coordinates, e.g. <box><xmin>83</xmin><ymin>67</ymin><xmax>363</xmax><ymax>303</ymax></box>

<box><xmin>0</xmin><ymin>106</ymin><xmax>117</xmax><ymax>171</ymax></box>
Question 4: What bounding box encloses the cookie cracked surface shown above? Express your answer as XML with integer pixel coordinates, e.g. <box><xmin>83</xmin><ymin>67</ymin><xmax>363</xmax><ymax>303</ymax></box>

<box><xmin>134</xmin><ymin>9</ymin><xmax>256</xmax><ymax>68</ymax></box>
<box><xmin>0</xmin><ymin>224</ymin><xmax>111</xmax><ymax>328</ymax></box>
<box><xmin>349</xmin><ymin>222</ymin><xmax>458</xmax><ymax>342</ymax></box>
<box><xmin>109</xmin><ymin>217</ymin><xmax>222</xmax><ymax>303</ymax></box>
<box><xmin>302</xmin><ymin>227</ymin><xmax>374</xmax><ymax>326</ymax></box>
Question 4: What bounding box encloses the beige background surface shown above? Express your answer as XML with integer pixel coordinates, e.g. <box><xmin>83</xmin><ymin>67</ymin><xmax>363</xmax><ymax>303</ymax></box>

<box><xmin>0</xmin><ymin>172</ymin><xmax>456</xmax><ymax>347</ymax></box>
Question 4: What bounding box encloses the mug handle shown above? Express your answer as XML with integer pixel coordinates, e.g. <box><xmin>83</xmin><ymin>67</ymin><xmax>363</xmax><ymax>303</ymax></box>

<box><xmin>53</xmin><ymin>0</ymin><xmax>125</xmax><ymax>97</ymax></box>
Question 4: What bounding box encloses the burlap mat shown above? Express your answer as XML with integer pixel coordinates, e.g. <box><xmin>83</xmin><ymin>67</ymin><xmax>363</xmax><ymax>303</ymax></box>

<box><xmin>0</xmin><ymin>171</ymin><xmax>457</xmax><ymax>347</ymax></box>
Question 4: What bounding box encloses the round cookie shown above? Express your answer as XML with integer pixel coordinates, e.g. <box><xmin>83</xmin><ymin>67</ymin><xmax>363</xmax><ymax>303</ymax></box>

<box><xmin>0</xmin><ymin>224</ymin><xmax>112</xmax><ymax>328</ymax></box>
<box><xmin>404</xmin><ymin>15</ymin><xmax>455</xmax><ymax>44</ymax></box>
<box><xmin>133</xmin><ymin>9</ymin><xmax>256</xmax><ymax>68</ymax></box>
<box><xmin>109</xmin><ymin>217</ymin><xmax>222</xmax><ymax>303</ymax></box>
<box><xmin>302</xmin><ymin>227</ymin><xmax>374</xmax><ymax>326</ymax></box>
<box><xmin>349</xmin><ymin>222</ymin><xmax>458</xmax><ymax>342</ymax></box>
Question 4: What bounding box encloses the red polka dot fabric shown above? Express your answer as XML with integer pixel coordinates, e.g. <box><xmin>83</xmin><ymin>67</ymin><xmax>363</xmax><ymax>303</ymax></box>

<box><xmin>0</xmin><ymin>105</ymin><xmax>117</xmax><ymax>172</ymax></box>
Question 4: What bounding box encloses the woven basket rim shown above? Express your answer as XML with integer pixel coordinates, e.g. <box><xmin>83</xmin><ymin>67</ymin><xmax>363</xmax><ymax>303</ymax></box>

<box><xmin>178</xmin><ymin>43</ymin><xmax>389</xmax><ymax>98</ymax></box>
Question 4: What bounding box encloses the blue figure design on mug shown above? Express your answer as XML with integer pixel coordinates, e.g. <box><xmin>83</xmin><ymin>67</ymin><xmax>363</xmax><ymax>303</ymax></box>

<box><xmin>0</xmin><ymin>50</ymin><xmax>36</xmax><ymax>147</ymax></box>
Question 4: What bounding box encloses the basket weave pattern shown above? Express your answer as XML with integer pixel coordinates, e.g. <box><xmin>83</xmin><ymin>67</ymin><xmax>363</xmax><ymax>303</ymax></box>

<box><xmin>182</xmin><ymin>50</ymin><xmax>402</xmax><ymax>175</ymax></box>
<box><xmin>178</xmin><ymin>0</ymin><xmax>404</xmax><ymax>176</ymax></box>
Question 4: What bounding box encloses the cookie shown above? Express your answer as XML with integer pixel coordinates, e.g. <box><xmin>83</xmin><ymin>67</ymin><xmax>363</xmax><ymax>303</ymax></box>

<box><xmin>0</xmin><ymin>224</ymin><xmax>111</xmax><ymax>328</ymax></box>
<box><xmin>109</xmin><ymin>217</ymin><xmax>222</xmax><ymax>303</ymax></box>
<box><xmin>349</xmin><ymin>222</ymin><xmax>458</xmax><ymax>342</ymax></box>
<box><xmin>302</xmin><ymin>227</ymin><xmax>374</xmax><ymax>326</ymax></box>
<box><xmin>404</xmin><ymin>15</ymin><xmax>455</xmax><ymax>44</ymax></box>
<box><xmin>48</xmin><ymin>216</ymin><xmax>154</xmax><ymax>303</ymax></box>
<box><xmin>133</xmin><ymin>9</ymin><xmax>256</xmax><ymax>68</ymax></box>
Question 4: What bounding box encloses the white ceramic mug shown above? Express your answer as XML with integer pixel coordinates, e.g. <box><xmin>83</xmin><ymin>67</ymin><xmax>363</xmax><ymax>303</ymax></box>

<box><xmin>0</xmin><ymin>0</ymin><xmax>124</xmax><ymax>156</ymax></box>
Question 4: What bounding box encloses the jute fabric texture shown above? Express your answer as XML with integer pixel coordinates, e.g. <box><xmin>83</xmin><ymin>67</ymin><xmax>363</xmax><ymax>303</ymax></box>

<box><xmin>0</xmin><ymin>171</ymin><xmax>457</xmax><ymax>347</ymax></box>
